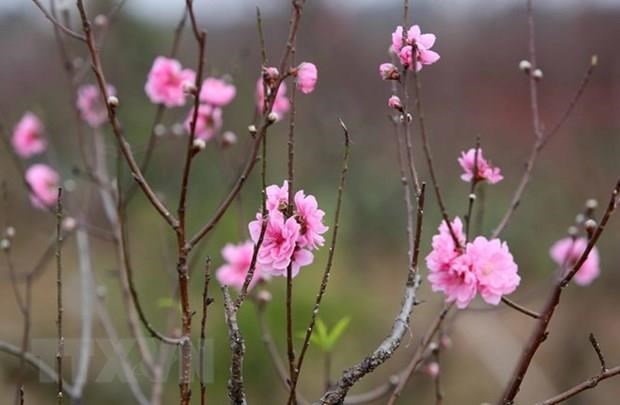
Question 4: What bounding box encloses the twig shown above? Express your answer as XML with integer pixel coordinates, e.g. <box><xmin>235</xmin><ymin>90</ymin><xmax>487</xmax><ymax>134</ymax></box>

<box><xmin>536</xmin><ymin>365</ymin><xmax>620</xmax><ymax>405</ymax></box>
<box><xmin>200</xmin><ymin>258</ymin><xmax>212</xmax><ymax>405</ymax></box>
<box><xmin>290</xmin><ymin>119</ymin><xmax>350</xmax><ymax>400</ymax></box>
<box><xmin>500</xmin><ymin>296</ymin><xmax>541</xmax><ymax>320</ymax></box>
<box><xmin>464</xmin><ymin>138</ymin><xmax>481</xmax><ymax>241</ymax></box>
<box><xmin>499</xmin><ymin>179</ymin><xmax>620</xmax><ymax>404</ymax></box>
<box><xmin>55</xmin><ymin>188</ymin><xmax>64</xmax><ymax>405</ymax></box>
<box><xmin>30</xmin><ymin>0</ymin><xmax>86</xmax><ymax>41</ymax></box>
<box><xmin>223</xmin><ymin>287</ymin><xmax>247</xmax><ymax>405</ymax></box>
<box><xmin>588</xmin><ymin>333</ymin><xmax>607</xmax><ymax>373</ymax></box>
<box><xmin>317</xmin><ymin>184</ymin><xmax>426</xmax><ymax>404</ymax></box>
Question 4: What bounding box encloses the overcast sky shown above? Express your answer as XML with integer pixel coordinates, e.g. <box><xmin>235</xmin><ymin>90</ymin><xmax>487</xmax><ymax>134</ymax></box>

<box><xmin>4</xmin><ymin>0</ymin><xmax>619</xmax><ymax>26</ymax></box>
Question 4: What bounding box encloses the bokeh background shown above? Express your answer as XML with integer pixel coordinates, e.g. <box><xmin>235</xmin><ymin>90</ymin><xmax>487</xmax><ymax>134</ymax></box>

<box><xmin>1</xmin><ymin>0</ymin><xmax>619</xmax><ymax>403</ymax></box>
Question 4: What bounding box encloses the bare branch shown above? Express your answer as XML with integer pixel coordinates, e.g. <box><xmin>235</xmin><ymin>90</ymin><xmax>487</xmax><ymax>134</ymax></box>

<box><xmin>537</xmin><ymin>365</ymin><xmax>620</xmax><ymax>405</ymax></box>
<box><xmin>223</xmin><ymin>287</ymin><xmax>247</xmax><ymax>405</ymax></box>
<box><xmin>30</xmin><ymin>0</ymin><xmax>86</xmax><ymax>41</ymax></box>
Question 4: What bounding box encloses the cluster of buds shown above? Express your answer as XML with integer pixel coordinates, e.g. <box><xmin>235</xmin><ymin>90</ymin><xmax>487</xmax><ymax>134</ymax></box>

<box><xmin>518</xmin><ymin>59</ymin><xmax>543</xmax><ymax>80</ymax></box>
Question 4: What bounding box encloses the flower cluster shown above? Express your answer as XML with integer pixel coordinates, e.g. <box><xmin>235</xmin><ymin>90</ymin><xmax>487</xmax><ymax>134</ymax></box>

<box><xmin>256</xmin><ymin>62</ymin><xmax>318</xmax><ymax>121</ymax></box>
<box><xmin>391</xmin><ymin>25</ymin><xmax>440</xmax><ymax>72</ymax></box>
<box><xmin>249</xmin><ymin>181</ymin><xmax>328</xmax><ymax>278</ymax></box>
<box><xmin>426</xmin><ymin>217</ymin><xmax>520</xmax><ymax>309</ymax></box>
<box><xmin>77</xmin><ymin>84</ymin><xmax>116</xmax><ymax>128</ymax></box>
<box><xmin>185</xmin><ymin>77</ymin><xmax>236</xmax><ymax>141</ymax></box>
<box><xmin>216</xmin><ymin>181</ymin><xmax>327</xmax><ymax>291</ymax></box>
<box><xmin>379</xmin><ymin>24</ymin><xmax>439</xmax><ymax>109</ymax></box>
<box><xmin>550</xmin><ymin>237</ymin><xmax>600</xmax><ymax>286</ymax></box>
<box><xmin>458</xmin><ymin>148</ymin><xmax>503</xmax><ymax>184</ymax></box>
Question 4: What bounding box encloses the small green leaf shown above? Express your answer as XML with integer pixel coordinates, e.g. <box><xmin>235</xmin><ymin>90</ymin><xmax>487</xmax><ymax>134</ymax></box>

<box><xmin>325</xmin><ymin>317</ymin><xmax>350</xmax><ymax>349</ymax></box>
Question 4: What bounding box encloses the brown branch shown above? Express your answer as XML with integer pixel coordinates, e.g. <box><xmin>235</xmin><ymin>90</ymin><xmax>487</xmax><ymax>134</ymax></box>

<box><xmin>55</xmin><ymin>188</ymin><xmax>64</xmax><ymax>405</ymax></box>
<box><xmin>317</xmin><ymin>184</ymin><xmax>426</xmax><ymax>404</ymax></box>
<box><xmin>536</xmin><ymin>365</ymin><xmax>620</xmax><ymax>405</ymax></box>
<box><xmin>30</xmin><ymin>0</ymin><xmax>86</xmax><ymax>41</ymax></box>
<box><xmin>223</xmin><ymin>287</ymin><xmax>247</xmax><ymax>405</ymax></box>
<box><xmin>501</xmin><ymin>296</ymin><xmax>541</xmax><ymax>320</ymax></box>
<box><xmin>464</xmin><ymin>138</ymin><xmax>481</xmax><ymax>241</ymax></box>
<box><xmin>290</xmin><ymin>119</ymin><xmax>350</xmax><ymax>400</ymax></box>
<box><xmin>200</xmin><ymin>258</ymin><xmax>213</xmax><ymax>405</ymax></box>
<box><xmin>499</xmin><ymin>179</ymin><xmax>620</xmax><ymax>404</ymax></box>
<box><xmin>588</xmin><ymin>333</ymin><xmax>607</xmax><ymax>373</ymax></box>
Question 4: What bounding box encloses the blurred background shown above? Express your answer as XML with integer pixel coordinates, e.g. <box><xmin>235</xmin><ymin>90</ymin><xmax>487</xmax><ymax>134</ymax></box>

<box><xmin>1</xmin><ymin>0</ymin><xmax>619</xmax><ymax>403</ymax></box>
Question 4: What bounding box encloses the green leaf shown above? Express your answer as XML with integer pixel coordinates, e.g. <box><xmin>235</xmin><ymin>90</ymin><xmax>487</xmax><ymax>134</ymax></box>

<box><xmin>325</xmin><ymin>317</ymin><xmax>351</xmax><ymax>350</ymax></box>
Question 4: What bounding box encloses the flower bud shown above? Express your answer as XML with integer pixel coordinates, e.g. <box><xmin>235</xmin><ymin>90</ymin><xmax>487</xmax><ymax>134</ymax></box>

<box><xmin>388</xmin><ymin>95</ymin><xmax>403</xmax><ymax>111</ymax></box>
<box><xmin>5</xmin><ymin>226</ymin><xmax>15</xmax><ymax>239</ymax></box>
<box><xmin>192</xmin><ymin>138</ymin><xmax>206</xmax><ymax>152</ymax></box>
<box><xmin>532</xmin><ymin>69</ymin><xmax>543</xmax><ymax>80</ymax></box>
<box><xmin>154</xmin><ymin>124</ymin><xmax>167</xmax><ymax>137</ymax></box>
<box><xmin>425</xmin><ymin>362</ymin><xmax>440</xmax><ymax>378</ymax></box>
<box><xmin>107</xmin><ymin>95</ymin><xmax>119</xmax><ymax>108</ymax></box>
<box><xmin>585</xmin><ymin>199</ymin><xmax>598</xmax><ymax>210</ymax></box>
<box><xmin>262</xmin><ymin>66</ymin><xmax>280</xmax><ymax>86</ymax></box>
<box><xmin>182</xmin><ymin>81</ymin><xmax>197</xmax><ymax>96</ymax></box>
<box><xmin>584</xmin><ymin>219</ymin><xmax>597</xmax><ymax>232</ymax></box>
<box><xmin>267</xmin><ymin>112</ymin><xmax>278</xmax><ymax>124</ymax></box>
<box><xmin>62</xmin><ymin>217</ymin><xmax>77</xmax><ymax>232</ymax></box>
<box><xmin>94</xmin><ymin>14</ymin><xmax>108</xmax><ymax>27</ymax></box>
<box><xmin>248</xmin><ymin>124</ymin><xmax>257</xmax><ymax>135</ymax></box>
<box><xmin>172</xmin><ymin>123</ymin><xmax>185</xmax><ymax>137</ymax></box>
<box><xmin>0</xmin><ymin>238</ymin><xmax>10</xmax><ymax>250</ymax></box>
<box><xmin>257</xmin><ymin>290</ymin><xmax>272</xmax><ymax>305</ymax></box>
<box><xmin>221</xmin><ymin>131</ymin><xmax>237</xmax><ymax>148</ymax></box>
<box><xmin>518</xmin><ymin>59</ymin><xmax>531</xmax><ymax>72</ymax></box>
<box><xmin>379</xmin><ymin>63</ymin><xmax>400</xmax><ymax>80</ymax></box>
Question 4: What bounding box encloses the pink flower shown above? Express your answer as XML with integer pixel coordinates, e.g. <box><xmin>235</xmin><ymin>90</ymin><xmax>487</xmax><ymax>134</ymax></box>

<box><xmin>379</xmin><ymin>63</ymin><xmax>400</xmax><ymax>80</ymax></box>
<box><xmin>550</xmin><ymin>237</ymin><xmax>600</xmax><ymax>286</ymax></box>
<box><xmin>466</xmin><ymin>236</ymin><xmax>520</xmax><ymax>305</ymax></box>
<box><xmin>388</xmin><ymin>95</ymin><xmax>403</xmax><ymax>110</ymax></box>
<box><xmin>77</xmin><ymin>84</ymin><xmax>115</xmax><ymax>128</ymax></box>
<box><xmin>266</xmin><ymin>181</ymin><xmax>290</xmax><ymax>213</ymax></box>
<box><xmin>392</xmin><ymin>25</ymin><xmax>440</xmax><ymax>71</ymax></box>
<box><xmin>25</xmin><ymin>164</ymin><xmax>60</xmax><ymax>209</ymax></box>
<box><xmin>199</xmin><ymin>77</ymin><xmax>236</xmax><ymax>107</ymax></box>
<box><xmin>249</xmin><ymin>211</ymin><xmax>308</xmax><ymax>277</ymax></box>
<box><xmin>295</xmin><ymin>62</ymin><xmax>318</xmax><ymax>94</ymax></box>
<box><xmin>294</xmin><ymin>190</ymin><xmax>328</xmax><ymax>250</ymax></box>
<box><xmin>145</xmin><ymin>57</ymin><xmax>195</xmax><ymax>107</ymax></box>
<box><xmin>256</xmin><ymin>79</ymin><xmax>290</xmax><ymax>119</ymax></box>
<box><xmin>458</xmin><ymin>148</ymin><xmax>503</xmax><ymax>184</ymax></box>
<box><xmin>216</xmin><ymin>241</ymin><xmax>267</xmax><ymax>291</ymax></box>
<box><xmin>427</xmin><ymin>218</ymin><xmax>477</xmax><ymax>309</ymax></box>
<box><xmin>184</xmin><ymin>104</ymin><xmax>223</xmax><ymax>141</ymax></box>
<box><xmin>12</xmin><ymin>112</ymin><xmax>47</xmax><ymax>158</ymax></box>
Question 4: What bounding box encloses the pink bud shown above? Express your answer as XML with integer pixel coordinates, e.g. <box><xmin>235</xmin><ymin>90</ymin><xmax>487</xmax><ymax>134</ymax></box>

<box><xmin>426</xmin><ymin>362</ymin><xmax>440</xmax><ymax>378</ymax></box>
<box><xmin>379</xmin><ymin>63</ymin><xmax>400</xmax><ymax>80</ymax></box>
<box><xmin>295</xmin><ymin>62</ymin><xmax>318</xmax><ymax>94</ymax></box>
<box><xmin>388</xmin><ymin>95</ymin><xmax>403</xmax><ymax>111</ymax></box>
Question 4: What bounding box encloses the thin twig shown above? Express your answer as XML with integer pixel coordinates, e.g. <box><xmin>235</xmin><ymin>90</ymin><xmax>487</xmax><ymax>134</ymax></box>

<box><xmin>200</xmin><ymin>258</ymin><xmax>213</xmax><ymax>405</ymax></box>
<box><xmin>536</xmin><ymin>365</ymin><xmax>620</xmax><ymax>405</ymax></box>
<box><xmin>290</xmin><ymin>119</ymin><xmax>350</xmax><ymax>400</ymax></box>
<box><xmin>588</xmin><ymin>333</ymin><xmax>607</xmax><ymax>373</ymax></box>
<box><xmin>55</xmin><ymin>188</ymin><xmax>64</xmax><ymax>405</ymax></box>
<box><xmin>500</xmin><ymin>296</ymin><xmax>541</xmax><ymax>320</ymax></box>
<box><xmin>30</xmin><ymin>0</ymin><xmax>86</xmax><ymax>41</ymax></box>
<box><xmin>464</xmin><ymin>138</ymin><xmax>480</xmax><ymax>241</ymax></box>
